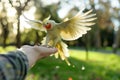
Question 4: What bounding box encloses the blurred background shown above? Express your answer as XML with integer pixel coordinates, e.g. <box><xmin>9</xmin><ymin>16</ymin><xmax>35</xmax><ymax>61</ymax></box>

<box><xmin>0</xmin><ymin>0</ymin><xmax>120</xmax><ymax>80</ymax></box>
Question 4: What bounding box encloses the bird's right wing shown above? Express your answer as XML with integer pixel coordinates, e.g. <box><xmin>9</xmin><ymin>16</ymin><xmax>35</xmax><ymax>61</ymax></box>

<box><xmin>56</xmin><ymin>9</ymin><xmax>96</xmax><ymax>41</ymax></box>
<box><xmin>23</xmin><ymin>15</ymin><xmax>46</xmax><ymax>31</ymax></box>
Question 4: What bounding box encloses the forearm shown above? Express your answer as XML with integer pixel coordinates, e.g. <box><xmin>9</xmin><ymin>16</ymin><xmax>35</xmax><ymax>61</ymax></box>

<box><xmin>0</xmin><ymin>50</ymin><xmax>29</xmax><ymax>80</ymax></box>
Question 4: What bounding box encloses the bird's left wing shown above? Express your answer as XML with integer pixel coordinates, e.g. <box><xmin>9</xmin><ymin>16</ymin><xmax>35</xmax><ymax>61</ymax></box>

<box><xmin>23</xmin><ymin>15</ymin><xmax>46</xmax><ymax>31</ymax></box>
<box><xmin>56</xmin><ymin>9</ymin><xmax>96</xmax><ymax>41</ymax></box>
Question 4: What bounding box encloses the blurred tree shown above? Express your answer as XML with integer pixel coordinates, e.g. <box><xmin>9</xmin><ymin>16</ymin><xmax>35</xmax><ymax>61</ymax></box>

<box><xmin>99</xmin><ymin>0</ymin><xmax>120</xmax><ymax>53</ymax></box>
<box><xmin>8</xmin><ymin>0</ymin><xmax>31</xmax><ymax>48</ymax></box>
<box><xmin>34</xmin><ymin>0</ymin><xmax>60</xmax><ymax>22</ymax></box>
<box><xmin>92</xmin><ymin>0</ymin><xmax>120</xmax><ymax>52</ymax></box>
<box><xmin>0</xmin><ymin>2</ymin><xmax>9</xmax><ymax>48</ymax></box>
<box><xmin>21</xmin><ymin>28</ymin><xmax>44</xmax><ymax>45</ymax></box>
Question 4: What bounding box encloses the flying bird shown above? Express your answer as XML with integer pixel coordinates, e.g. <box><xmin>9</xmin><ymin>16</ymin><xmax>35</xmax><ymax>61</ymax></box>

<box><xmin>24</xmin><ymin>9</ymin><xmax>96</xmax><ymax>65</ymax></box>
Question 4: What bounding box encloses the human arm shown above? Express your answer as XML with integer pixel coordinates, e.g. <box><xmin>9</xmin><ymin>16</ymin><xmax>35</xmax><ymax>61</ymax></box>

<box><xmin>0</xmin><ymin>45</ymin><xmax>57</xmax><ymax>80</ymax></box>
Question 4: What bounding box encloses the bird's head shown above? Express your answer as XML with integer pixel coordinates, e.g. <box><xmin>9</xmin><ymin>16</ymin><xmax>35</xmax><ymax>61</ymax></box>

<box><xmin>43</xmin><ymin>20</ymin><xmax>55</xmax><ymax>30</ymax></box>
<box><xmin>43</xmin><ymin>15</ymin><xmax>55</xmax><ymax>30</ymax></box>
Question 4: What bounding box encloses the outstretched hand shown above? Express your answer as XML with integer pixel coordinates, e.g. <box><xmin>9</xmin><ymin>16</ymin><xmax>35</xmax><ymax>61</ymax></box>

<box><xmin>19</xmin><ymin>45</ymin><xmax>58</xmax><ymax>67</ymax></box>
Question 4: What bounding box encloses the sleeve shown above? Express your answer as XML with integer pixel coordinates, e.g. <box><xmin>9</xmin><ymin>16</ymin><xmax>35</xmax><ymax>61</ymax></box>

<box><xmin>0</xmin><ymin>50</ymin><xmax>29</xmax><ymax>80</ymax></box>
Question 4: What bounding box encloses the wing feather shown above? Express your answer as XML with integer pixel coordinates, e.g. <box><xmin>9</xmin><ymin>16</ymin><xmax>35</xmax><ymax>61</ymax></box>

<box><xmin>56</xmin><ymin>9</ymin><xmax>96</xmax><ymax>41</ymax></box>
<box><xmin>23</xmin><ymin>15</ymin><xmax>46</xmax><ymax>31</ymax></box>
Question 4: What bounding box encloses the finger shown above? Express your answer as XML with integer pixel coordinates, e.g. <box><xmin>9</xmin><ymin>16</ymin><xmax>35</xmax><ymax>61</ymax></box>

<box><xmin>34</xmin><ymin>45</ymin><xmax>58</xmax><ymax>54</ymax></box>
<box><xmin>41</xmin><ymin>48</ymin><xmax>58</xmax><ymax>57</ymax></box>
<box><xmin>40</xmin><ymin>47</ymin><xmax>58</xmax><ymax>54</ymax></box>
<box><xmin>41</xmin><ymin>45</ymin><xmax>53</xmax><ymax>48</ymax></box>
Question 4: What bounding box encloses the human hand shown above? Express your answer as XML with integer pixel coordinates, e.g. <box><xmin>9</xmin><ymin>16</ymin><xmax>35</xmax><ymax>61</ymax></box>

<box><xmin>19</xmin><ymin>45</ymin><xmax>57</xmax><ymax>67</ymax></box>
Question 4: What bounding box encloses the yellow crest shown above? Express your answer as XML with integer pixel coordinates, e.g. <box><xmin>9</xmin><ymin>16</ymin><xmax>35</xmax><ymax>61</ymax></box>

<box><xmin>43</xmin><ymin>15</ymin><xmax>51</xmax><ymax>23</ymax></box>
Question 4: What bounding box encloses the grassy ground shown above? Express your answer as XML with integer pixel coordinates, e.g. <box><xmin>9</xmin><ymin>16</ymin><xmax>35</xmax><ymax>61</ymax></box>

<box><xmin>0</xmin><ymin>46</ymin><xmax>120</xmax><ymax>80</ymax></box>
<box><xmin>26</xmin><ymin>48</ymin><xmax>120</xmax><ymax>80</ymax></box>
<box><xmin>0</xmin><ymin>46</ymin><xmax>16</xmax><ymax>53</ymax></box>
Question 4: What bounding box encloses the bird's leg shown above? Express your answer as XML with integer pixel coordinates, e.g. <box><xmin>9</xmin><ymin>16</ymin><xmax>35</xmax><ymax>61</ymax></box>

<box><xmin>52</xmin><ymin>41</ymin><xmax>57</xmax><ymax>47</ymax></box>
<box><xmin>45</xmin><ymin>36</ymin><xmax>49</xmax><ymax>46</ymax></box>
<box><xmin>52</xmin><ymin>38</ymin><xmax>60</xmax><ymax>47</ymax></box>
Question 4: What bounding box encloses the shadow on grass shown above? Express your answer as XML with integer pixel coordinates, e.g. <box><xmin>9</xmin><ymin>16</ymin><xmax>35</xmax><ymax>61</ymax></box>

<box><xmin>27</xmin><ymin>56</ymin><xmax>120</xmax><ymax>80</ymax></box>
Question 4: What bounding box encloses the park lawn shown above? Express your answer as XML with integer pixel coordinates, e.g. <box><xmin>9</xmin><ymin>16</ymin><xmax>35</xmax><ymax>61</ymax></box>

<box><xmin>0</xmin><ymin>46</ymin><xmax>16</xmax><ymax>53</ymax></box>
<box><xmin>26</xmin><ymin>48</ymin><xmax>120</xmax><ymax>80</ymax></box>
<box><xmin>0</xmin><ymin>46</ymin><xmax>120</xmax><ymax>80</ymax></box>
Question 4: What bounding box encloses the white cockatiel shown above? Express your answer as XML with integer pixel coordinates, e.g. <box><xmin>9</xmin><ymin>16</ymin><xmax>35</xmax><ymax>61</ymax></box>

<box><xmin>24</xmin><ymin>9</ymin><xmax>96</xmax><ymax>65</ymax></box>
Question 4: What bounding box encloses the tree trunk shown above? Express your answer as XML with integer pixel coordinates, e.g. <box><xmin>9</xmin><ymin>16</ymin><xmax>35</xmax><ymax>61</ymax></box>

<box><xmin>83</xmin><ymin>34</ymin><xmax>90</xmax><ymax>60</ymax></box>
<box><xmin>3</xmin><ymin>27</ymin><xmax>9</xmax><ymax>48</ymax></box>
<box><xmin>16</xmin><ymin>15</ymin><xmax>21</xmax><ymax>48</ymax></box>
<box><xmin>0</xmin><ymin>18</ymin><xmax>9</xmax><ymax>48</ymax></box>
<box><xmin>95</xmin><ymin>29</ymin><xmax>101</xmax><ymax>49</ymax></box>
<box><xmin>113</xmin><ymin>28</ymin><xmax>120</xmax><ymax>53</ymax></box>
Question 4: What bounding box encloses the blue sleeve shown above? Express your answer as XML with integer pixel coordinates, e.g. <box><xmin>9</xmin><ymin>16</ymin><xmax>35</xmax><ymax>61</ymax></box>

<box><xmin>0</xmin><ymin>50</ymin><xmax>29</xmax><ymax>80</ymax></box>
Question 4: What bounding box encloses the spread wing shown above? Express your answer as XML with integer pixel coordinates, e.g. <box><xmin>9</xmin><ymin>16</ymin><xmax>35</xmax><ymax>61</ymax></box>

<box><xmin>56</xmin><ymin>9</ymin><xmax>96</xmax><ymax>41</ymax></box>
<box><xmin>23</xmin><ymin>15</ymin><xmax>46</xmax><ymax>31</ymax></box>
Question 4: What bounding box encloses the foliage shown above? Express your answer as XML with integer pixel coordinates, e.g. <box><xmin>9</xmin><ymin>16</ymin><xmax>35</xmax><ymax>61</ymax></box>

<box><xmin>21</xmin><ymin>29</ymin><xmax>45</xmax><ymax>45</ymax></box>
<box><xmin>0</xmin><ymin>0</ymin><xmax>120</xmax><ymax>49</ymax></box>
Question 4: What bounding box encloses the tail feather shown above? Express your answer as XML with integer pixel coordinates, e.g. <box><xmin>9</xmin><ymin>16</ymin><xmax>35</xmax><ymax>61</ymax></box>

<box><xmin>61</xmin><ymin>42</ymin><xmax>69</xmax><ymax>57</ymax></box>
<box><xmin>56</xmin><ymin>41</ymin><xmax>70</xmax><ymax>65</ymax></box>
<box><xmin>42</xmin><ymin>37</ymin><xmax>70</xmax><ymax>65</ymax></box>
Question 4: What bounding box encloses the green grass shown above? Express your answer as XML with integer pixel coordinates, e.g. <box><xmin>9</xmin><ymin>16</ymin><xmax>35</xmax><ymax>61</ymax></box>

<box><xmin>0</xmin><ymin>46</ymin><xmax>120</xmax><ymax>80</ymax></box>
<box><xmin>0</xmin><ymin>46</ymin><xmax>16</xmax><ymax>53</ymax></box>
<box><xmin>26</xmin><ymin>49</ymin><xmax>120</xmax><ymax>80</ymax></box>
